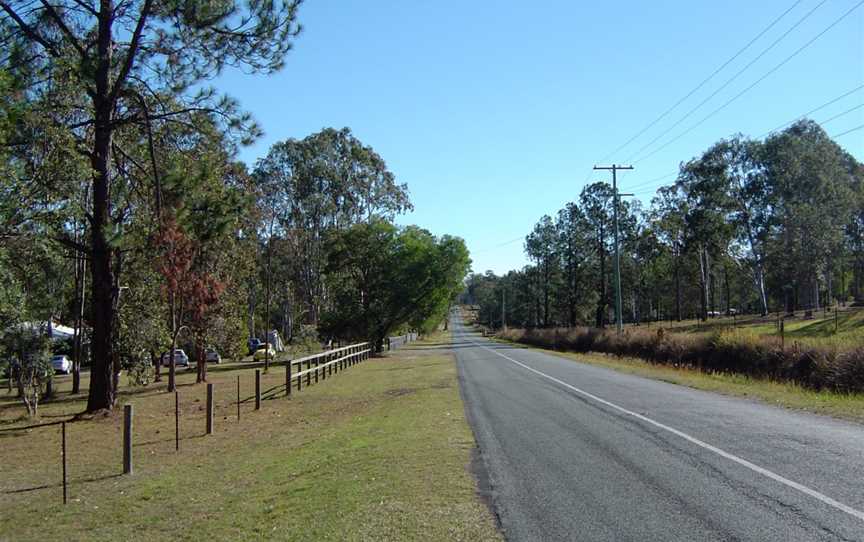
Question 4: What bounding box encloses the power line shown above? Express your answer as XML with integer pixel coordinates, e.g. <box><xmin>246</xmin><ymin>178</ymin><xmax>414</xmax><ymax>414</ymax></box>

<box><xmin>473</xmin><ymin>236</ymin><xmax>524</xmax><ymax>255</ymax></box>
<box><xmin>832</xmin><ymin>123</ymin><xmax>864</xmax><ymax>139</ymax></box>
<box><xmin>632</xmin><ymin>0</ymin><xmax>864</xmax><ymax>165</ymax></box>
<box><xmin>624</xmin><ymin>0</ymin><xmax>829</xmax><ymax>163</ymax></box>
<box><xmin>596</xmin><ymin>0</ymin><xmax>805</xmax><ymax>164</ymax></box>
<box><xmin>625</xmin><ymin>170</ymin><xmax>679</xmax><ymax>192</ymax></box>
<box><xmin>759</xmin><ymin>84</ymin><xmax>864</xmax><ymax>137</ymax></box>
<box><xmin>819</xmin><ymin>103</ymin><xmax>864</xmax><ymax>126</ymax></box>
<box><xmin>622</xmin><ymin>99</ymin><xmax>864</xmax><ymax>199</ymax></box>
<box><xmin>626</xmin><ymin>105</ymin><xmax>864</xmax><ymax>200</ymax></box>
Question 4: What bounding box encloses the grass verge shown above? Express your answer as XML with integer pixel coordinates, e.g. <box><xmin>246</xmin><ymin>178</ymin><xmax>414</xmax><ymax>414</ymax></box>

<box><xmin>494</xmin><ymin>338</ymin><xmax>864</xmax><ymax>424</ymax></box>
<box><xmin>0</xmin><ymin>334</ymin><xmax>500</xmax><ymax>541</ymax></box>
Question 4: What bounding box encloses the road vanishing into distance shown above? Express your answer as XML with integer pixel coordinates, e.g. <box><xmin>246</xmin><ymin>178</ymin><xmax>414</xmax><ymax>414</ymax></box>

<box><xmin>451</xmin><ymin>316</ymin><xmax>864</xmax><ymax>542</ymax></box>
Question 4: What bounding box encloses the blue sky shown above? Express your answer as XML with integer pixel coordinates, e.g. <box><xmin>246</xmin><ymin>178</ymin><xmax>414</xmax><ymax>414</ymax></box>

<box><xmin>216</xmin><ymin>0</ymin><xmax>864</xmax><ymax>275</ymax></box>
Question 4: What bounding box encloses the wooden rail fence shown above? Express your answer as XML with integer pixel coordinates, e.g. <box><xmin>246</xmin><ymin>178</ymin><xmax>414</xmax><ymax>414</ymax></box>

<box><xmin>6</xmin><ymin>341</ymin><xmax>375</xmax><ymax>503</ymax></box>
<box><xmin>386</xmin><ymin>333</ymin><xmax>418</xmax><ymax>350</ymax></box>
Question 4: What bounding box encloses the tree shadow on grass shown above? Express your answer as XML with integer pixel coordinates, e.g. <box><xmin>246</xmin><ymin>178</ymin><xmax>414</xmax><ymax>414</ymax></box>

<box><xmin>3</xmin><ymin>473</ymin><xmax>122</xmax><ymax>495</ymax></box>
<box><xmin>134</xmin><ymin>433</ymin><xmax>207</xmax><ymax>448</ymax></box>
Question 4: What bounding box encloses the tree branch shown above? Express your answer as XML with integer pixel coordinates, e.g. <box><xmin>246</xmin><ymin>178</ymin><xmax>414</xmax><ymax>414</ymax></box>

<box><xmin>0</xmin><ymin>1</ymin><xmax>62</xmax><ymax>57</ymax></box>
<box><xmin>109</xmin><ymin>0</ymin><xmax>153</xmax><ymax>105</ymax></box>
<box><xmin>38</xmin><ymin>1</ymin><xmax>86</xmax><ymax>57</ymax></box>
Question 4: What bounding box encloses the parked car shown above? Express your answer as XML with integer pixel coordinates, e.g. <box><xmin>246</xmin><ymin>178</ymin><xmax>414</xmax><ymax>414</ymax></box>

<box><xmin>247</xmin><ymin>338</ymin><xmax>263</xmax><ymax>355</ymax></box>
<box><xmin>51</xmin><ymin>354</ymin><xmax>71</xmax><ymax>374</ymax></box>
<box><xmin>160</xmin><ymin>349</ymin><xmax>190</xmax><ymax>367</ymax></box>
<box><xmin>205</xmin><ymin>348</ymin><xmax>221</xmax><ymax>364</ymax></box>
<box><xmin>253</xmin><ymin>345</ymin><xmax>276</xmax><ymax>362</ymax></box>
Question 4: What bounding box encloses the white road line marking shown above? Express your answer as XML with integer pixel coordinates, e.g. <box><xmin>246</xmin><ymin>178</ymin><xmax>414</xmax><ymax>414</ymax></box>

<box><xmin>467</xmin><ymin>335</ymin><xmax>864</xmax><ymax>523</ymax></box>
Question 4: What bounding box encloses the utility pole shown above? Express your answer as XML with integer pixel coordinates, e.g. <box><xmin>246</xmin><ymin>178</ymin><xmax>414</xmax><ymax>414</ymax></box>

<box><xmin>594</xmin><ymin>164</ymin><xmax>634</xmax><ymax>335</ymax></box>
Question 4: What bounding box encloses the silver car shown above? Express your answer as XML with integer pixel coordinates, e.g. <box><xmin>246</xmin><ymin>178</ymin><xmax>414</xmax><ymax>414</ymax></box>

<box><xmin>205</xmin><ymin>348</ymin><xmax>221</xmax><ymax>364</ymax></box>
<box><xmin>160</xmin><ymin>349</ymin><xmax>190</xmax><ymax>367</ymax></box>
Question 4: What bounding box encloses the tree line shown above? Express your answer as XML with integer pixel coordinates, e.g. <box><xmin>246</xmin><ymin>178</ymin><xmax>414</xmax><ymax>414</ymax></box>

<box><xmin>0</xmin><ymin>2</ymin><xmax>469</xmax><ymax>415</ymax></box>
<box><xmin>465</xmin><ymin>121</ymin><xmax>863</xmax><ymax>329</ymax></box>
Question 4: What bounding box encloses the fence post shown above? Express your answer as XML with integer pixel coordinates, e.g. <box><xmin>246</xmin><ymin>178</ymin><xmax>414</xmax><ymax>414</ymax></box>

<box><xmin>236</xmin><ymin>375</ymin><xmax>241</xmax><ymax>420</ymax></box>
<box><xmin>123</xmin><ymin>404</ymin><xmax>133</xmax><ymax>475</ymax></box>
<box><xmin>297</xmin><ymin>363</ymin><xmax>302</xmax><ymax>391</ymax></box>
<box><xmin>255</xmin><ymin>370</ymin><xmax>261</xmax><ymax>410</ymax></box>
<box><xmin>835</xmin><ymin>304</ymin><xmax>839</xmax><ymax>334</ymax></box>
<box><xmin>314</xmin><ymin>360</ymin><xmax>319</xmax><ymax>383</ymax></box>
<box><xmin>206</xmin><ymin>383</ymin><xmax>214</xmax><ymax>435</ymax></box>
<box><xmin>175</xmin><ymin>391</ymin><xmax>180</xmax><ymax>451</ymax></box>
<box><xmin>286</xmin><ymin>361</ymin><xmax>292</xmax><ymax>396</ymax></box>
<box><xmin>61</xmin><ymin>421</ymin><xmax>68</xmax><ymax>504</ymax></box>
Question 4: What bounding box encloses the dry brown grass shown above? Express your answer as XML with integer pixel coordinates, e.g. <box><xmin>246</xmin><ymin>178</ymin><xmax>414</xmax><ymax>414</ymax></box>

<box><xmin>498</xmin><ymin>326</ymin><xmax>864</xmax><ymax>394</ymax></box>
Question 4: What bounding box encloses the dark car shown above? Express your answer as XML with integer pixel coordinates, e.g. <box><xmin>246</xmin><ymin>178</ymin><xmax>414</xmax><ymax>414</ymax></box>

<box><xmin>247</xmin><ymin>338</ymin><xmax>263</xmax><ymax>355</ymax></box>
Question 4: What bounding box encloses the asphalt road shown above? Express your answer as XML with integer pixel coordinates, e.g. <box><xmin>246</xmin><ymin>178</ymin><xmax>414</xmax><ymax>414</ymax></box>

<box><xmin>452</xmin><ymin>316</ymin><xmax>864</xmax><ymax>541</ymax></box>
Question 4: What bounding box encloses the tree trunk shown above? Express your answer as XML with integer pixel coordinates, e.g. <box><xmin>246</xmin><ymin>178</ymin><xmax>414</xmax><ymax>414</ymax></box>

<box><xmin>151</xmin><ymin>349</ymin><xmax>160</xmax><ymax>382</ymax></box>
<box><xmin>265</xmin><ymin>236</ymin><xmax>272</xmax><ymax>372</ymax></box>
<box><xmin>85</xmin><ymin>1</ymin><xmax>117</xmax><ymax>413</ymax></box>
<box><xmin>168</xmin><ymin>291</ymin><xmax>178</xmax><ymax>392</ymax></box>
<box><xmin>196</xmin><ymin>335</ymin><xmax>206</xmax><ymax>383</ymax></box>
<box><xmin>697</xmin><ymin>245</ymin><xmax>709</xmax><ymax>321</ymax></box>
<box><xmin>72</xmin><ymin>241</ymin><xmax>86</xmax><ymax>394</ymax></box>
<box><xmin>543</xmin><ymin>260</ymin><xmax>550</xmax><ymax>328</ymax></box>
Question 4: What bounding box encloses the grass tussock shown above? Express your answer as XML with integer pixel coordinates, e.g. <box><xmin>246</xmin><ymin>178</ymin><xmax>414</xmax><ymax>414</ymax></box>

<box><xmin>498</xmin><ymin>327</ymin><xmax>864</xmax><ymax>394</ymax></box>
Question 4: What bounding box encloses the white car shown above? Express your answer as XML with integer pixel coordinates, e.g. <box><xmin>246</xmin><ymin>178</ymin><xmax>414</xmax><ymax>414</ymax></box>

<box><xmin>161</xmin><ymin>349</ymin><xmax>190</xmax><ymax>367</ymax></box>
<box><xmin>51</xmin><ymin>355</ymin><xmax>71</xmax><ymax>374</ymax></box>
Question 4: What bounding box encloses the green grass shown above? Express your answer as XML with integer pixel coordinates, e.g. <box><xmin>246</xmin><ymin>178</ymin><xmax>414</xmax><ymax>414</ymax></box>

<box><xmin>495</xmin><ymin>339</ymin><xmax>864</xmax><ymax>423</ymax></box>
<box><xmin>0</xmin><ymin>335</ymin><xmax>500</xmax><ymax>542</ymax></box>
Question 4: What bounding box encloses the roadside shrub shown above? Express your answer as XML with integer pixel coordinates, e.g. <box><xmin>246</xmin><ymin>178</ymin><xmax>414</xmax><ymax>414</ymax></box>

<box><xmin>827</xmin><ymin>348</ymin><xmax>864</xmax><ymax>393</ymax></box>
<box><xmin>497</xmin><ymin>326</ymin><xmax>864</xmax><ymax>394</ymax></box>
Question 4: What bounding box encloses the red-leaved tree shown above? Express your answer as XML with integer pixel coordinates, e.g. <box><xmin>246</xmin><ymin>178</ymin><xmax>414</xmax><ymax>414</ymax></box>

<box><xmin>154</xmin><ymin>216</ymin><xmax>195</xmax><ymax>392</ymax></box>
<box><xmin>154</xmin><ymin>215</ymin><xmax>226</xmax><ymax>387</ymax></box>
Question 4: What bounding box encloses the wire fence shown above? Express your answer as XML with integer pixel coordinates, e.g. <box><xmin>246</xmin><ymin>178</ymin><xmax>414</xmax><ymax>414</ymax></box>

<box><xmin>0</xmin><ymin>342</ymin><xmax>374</xmax><ymax>504</ymax></box>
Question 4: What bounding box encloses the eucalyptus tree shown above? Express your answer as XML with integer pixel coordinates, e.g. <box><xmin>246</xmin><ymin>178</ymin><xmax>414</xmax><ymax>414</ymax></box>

<box><xmin>253</xmin><ymin>128</ymin><xmax>412</xmax><ymax>326</ymax></box>
<box><xmin>322</xmin><ymin>219</ymin><xmax>469</xmax><ymax>350</ymax></box>
<box><xmin>689</xmin><ymin>136</ymin><xmax>770</xmax><ymax>315</ymax></box>
<box><xmin>649</xmin><ymin>185</ymin><xmax>688</xmax><ymax>321</ymax></box>
<box><xmin>846</xmin><ymin>168</ymin><xmax>864</xmax><ymax>302</ymax></box>
<box><xmin>0</xmin><ymin>0</ymin><xmax>303</xmax><ymax>411</ymax></box>
<box><xmin>761</xmin><ymin>121</ymin><xmax>856</xmax><ymax>313</ymax></box>
<box><xmin>678</xmin><ymin>154</ymin><xmax>735</xmax><ymax>321</ymax></box>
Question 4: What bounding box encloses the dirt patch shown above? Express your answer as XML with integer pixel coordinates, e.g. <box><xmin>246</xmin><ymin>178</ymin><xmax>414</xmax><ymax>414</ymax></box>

<box><xmin>469</xmin><ymin>445</ymin><xmax>502</xmax><ymax>531</ymax></box>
